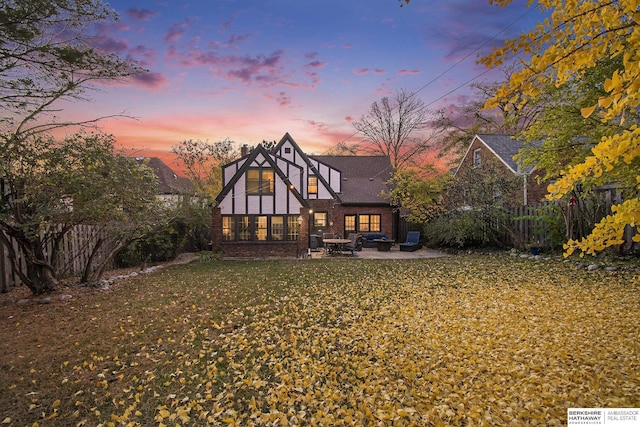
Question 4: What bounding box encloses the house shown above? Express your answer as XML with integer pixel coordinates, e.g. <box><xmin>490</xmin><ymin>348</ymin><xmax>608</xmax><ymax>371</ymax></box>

<box><xmin>455</xmin><ymin>134</ymin><xmax>548</xmax><ymax>205</ymax></box>
<box><xmin>212</xmin><ymin>133</ymin><xmax>397</xmax><ymax>257</ymax></box>
<box><xmin>136</xmin><ymin>156</ymin><xmax>194</xmax><ymax>205</ymax></box>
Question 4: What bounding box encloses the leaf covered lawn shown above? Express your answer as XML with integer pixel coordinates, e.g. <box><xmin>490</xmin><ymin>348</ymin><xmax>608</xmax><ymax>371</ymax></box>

<box><xmin>0</xmin><ymin>255</ymin><xmax>638</xmax><ymax>426</ymax></box>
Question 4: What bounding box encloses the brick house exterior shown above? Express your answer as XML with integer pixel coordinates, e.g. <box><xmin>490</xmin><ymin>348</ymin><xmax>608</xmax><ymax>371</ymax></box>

<box><xmin>455</xmin><ymin>134</ymin><xmax>548</xmax><ymax>205</ymax></box>
<box><xmin>212</xmin><ymin>133</ymin><xmax>396</xmax><ymax>257</ymax></box>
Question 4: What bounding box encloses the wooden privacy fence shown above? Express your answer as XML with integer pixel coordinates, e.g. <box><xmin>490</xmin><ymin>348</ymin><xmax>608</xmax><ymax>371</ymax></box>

<box><xmin>504</xmin><ymin>188</ymin><xmax>636</xmax><ymax>251</ymax></box>
<box><xmin>1</xmin><ymin>225</ymin><xmax>116</xmax><ymax>292</ymax></box>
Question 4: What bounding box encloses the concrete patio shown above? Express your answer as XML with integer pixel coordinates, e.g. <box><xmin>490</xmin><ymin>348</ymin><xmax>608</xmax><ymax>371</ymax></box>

<box><xmin>310</xmin><ymin>246</ymin><xmax>448</xmax><ymax>259</ymax></box>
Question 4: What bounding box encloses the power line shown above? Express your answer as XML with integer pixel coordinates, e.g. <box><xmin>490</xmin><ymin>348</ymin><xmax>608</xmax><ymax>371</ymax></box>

<box><xmin>327</xmin><ymin>5</ymin><xmax>535</xmax><ymax>151</ymax></box>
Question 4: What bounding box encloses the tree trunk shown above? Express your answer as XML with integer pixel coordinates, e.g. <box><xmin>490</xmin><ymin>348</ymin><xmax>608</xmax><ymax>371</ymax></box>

<box><xmin>0</xmin><ymin>226</ymin><xmax>58</xmax><ymax>295</ymax></box>
<box><xmin>24</xmin><ymin>259</ymin><xmax>58</xmax><ymax>295</ymax></box>
<box><xmin>80</xmin><ymin>237</ymin><xmax>103</xmax><ymax>283</ymax></box>
<box><xmin>84</xmin><ymin>240</ymin><xmax>126</xmax><ymax>284</ymax></box>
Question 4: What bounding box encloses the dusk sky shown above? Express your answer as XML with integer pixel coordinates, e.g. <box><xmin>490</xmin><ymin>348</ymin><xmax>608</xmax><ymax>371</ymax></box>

<box><xmin>64</xmin><ymin>0</ymin><xmax>543</xmax><ymax>161</ymax></box>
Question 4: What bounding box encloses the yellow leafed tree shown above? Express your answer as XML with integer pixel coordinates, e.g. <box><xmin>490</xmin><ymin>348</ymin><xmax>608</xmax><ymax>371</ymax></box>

<box><xmin>481</xmin><ymin>0</ymin><xmax>640</xmax><ymax>256</ymax></box>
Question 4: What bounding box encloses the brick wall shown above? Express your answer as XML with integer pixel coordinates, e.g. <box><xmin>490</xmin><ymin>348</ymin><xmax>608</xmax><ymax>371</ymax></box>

<box><xmin>334</xmin><ymin>205</ymin><xmax>395</xmax><ymax>239</ymax></box>
<box><xmin>527</xmin><ymin>169</ymin><xmax>549</xmax><ymax>203</ymax></box>
<box><xmin>220</xmin><ymin>241</ymin><xmax>300</xmax><ymax>258</ymax></box>
<box><xmin>212</xmin><ymin>204</ymin><xmax>395</xmax><ymax>256</ymax></box>
<box><xmin>457</xmin><ymin>138</ymin><xmax>549</xmax><ymax>206</ymax></box>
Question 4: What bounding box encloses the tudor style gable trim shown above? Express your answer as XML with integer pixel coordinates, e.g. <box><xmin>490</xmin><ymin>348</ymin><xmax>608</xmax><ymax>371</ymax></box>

<box><xmin>273</xmin><ymin>132</ymin><xmax>341</xmax><ymax>201</ymax></box>
<box><xmin>215</xmin><ymin>144</ymin><xmax>306</xmax><ymax>208</ymax></box>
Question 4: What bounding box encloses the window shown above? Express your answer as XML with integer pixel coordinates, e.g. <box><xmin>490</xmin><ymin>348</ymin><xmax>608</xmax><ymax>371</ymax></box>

<box><xmin>238</xmin><ymin>216</ymin><xmax>251</xmax><ymax>241</ymax></box>
<box><xmin>272</xmin><ymin>216</ymin><xmax>284</xmax><ymax>241</ymax></box>
<box><xmin>314</xmin><ymin>212</ymin><xmax>327</xmax><ymax>228</ymax></box>
<box><xmin>359</xmin><ymin>214</ymin><xmax>371</xmax><ymax>232</ymax></box>
<box><xmin>473</xmin><ymin>148</ymin><xmax>482</xmax><ymax>168</ymax></box>
<box><xmin>222</xmin><ymin>215</ymin><xmax>301</xmax><ymax>242</ymax></box>
<box><xmin>370</xmin><ymin>214</ymin><xmax>381</xmax><ymax>232</ymax></box>
<box><xmin>307</xmin><ymin>175</ymin><xmax>318</xmax><ymax>195</ymax></box>
<box><xmin>347</xmin><ymin>214</ymin><xmax>382</xmax><ymax>233</ymax></box>
<box><xmin>256</xmin><ymin>216</ymin><xmax>268</xmax><ymax>241</ymax></box>
<box><xmin>222</xmin><ymin>216</ymin><xmax>235</xmax><ymax>241</ymax></box>
<box><xmin>345</xmin><ymin>215</ymin><xmax>356</xmax><ymax>235</ymax></box>
<box><xmin>287</xmin><ymin>215</ymin><xmax>300</xmax><ymax>240</ymax></box>
<box><xmin>284</xmin><ymin>147</ymin><xmax>291</xmax><ymax>154</ymax></box>
<box><xmin>246</xmin><ymin>168</ymin><xmax>274</xmax><ymax>194</ymax></box>
<box><xmin>246</xmin><ymin>169</ymin><xmax>260</xmax><ymax>194</ymax></box>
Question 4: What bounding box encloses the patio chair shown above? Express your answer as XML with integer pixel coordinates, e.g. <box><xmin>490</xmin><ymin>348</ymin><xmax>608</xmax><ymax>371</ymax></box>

<box><xmin>399</xmin><ymin>231</ymin><xmax>422</xmax><ymax>252</ymax></box>
<box><xmin>344</xmin><ymin>233</ymin><xmax>363</xmax><ymax>255</ymax></box>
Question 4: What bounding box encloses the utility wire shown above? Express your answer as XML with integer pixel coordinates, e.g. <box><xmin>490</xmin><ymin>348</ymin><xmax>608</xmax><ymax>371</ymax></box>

<box><xmin>327</xmin><ymin>5</ymin><xmax>535</xmax><ymax>152</ymax></box>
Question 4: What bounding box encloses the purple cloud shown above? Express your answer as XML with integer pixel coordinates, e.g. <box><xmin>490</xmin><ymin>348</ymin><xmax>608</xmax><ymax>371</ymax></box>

<box><xmin>373</xmin><ymin>69</ymin><xmax>385</xmax><ymax>75</ymax></box>
<box><xmin>353</xmin><ymin>68</ymin><xmax>369</xmax><ymax>75</ymax></box>
<box><xmin>397</xmin><ymin>69</ymin><xmax>421</xmax><ymax>75</ymax></box>
<box><xmin>306</xmin><ymin>60</ymin><xmax>327</xmax><ymax>69</ymax></box>
<box><xmin>227</xmin><ymin>33</ymin><xmax>252</xmax><ymax>45</ymax></box>
<box><xmin>126</xmin><ymin>8</ymin><xmax>158</xmax><ymax>22</ymax></box>
<box><xmin>91</xmin><ymin>36</ymin><xmax>128</xmax><ymax>54</ymax></box>
<box><xmin>164</xmin><ymin>22</ymin><xmax>188</xmax><ymax>44</ymax></box>
<box><xmin>128</xmin><ymin>72</ymin><xmax>170</xmax><ymax>90</ymax></box>
<box><xmin>209</xmin><ymin>33</ymin><xmax>254</xmax><ymax>49</ymax></box>
<box><xmin>128</xmin><ymin>45</ymin><xmax>157</xmax><ymax>67</ymax></box>
<box><xmin>228</xmin><ymin>50</ymin><xmax>284</xmax><ymax>83</ymax></box>
<box><xmin>275</xmin><ymin>91</ymin><xmax>291</xmax><ymax>107</ymax></box>
<box><xmin>181</xmin><ymin>48</ymin><xmax>288</xmax><ymax>86</ymax></box>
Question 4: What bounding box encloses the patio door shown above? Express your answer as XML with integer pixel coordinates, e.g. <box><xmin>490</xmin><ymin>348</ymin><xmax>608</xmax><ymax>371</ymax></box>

<box><xmin>344</xmin><ymin>215</ymin><xmax>356</xmax><ymax>237</ymax></box>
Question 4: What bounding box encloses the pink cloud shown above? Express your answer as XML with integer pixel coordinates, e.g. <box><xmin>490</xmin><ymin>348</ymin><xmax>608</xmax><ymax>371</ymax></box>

<box><xmin>353</xmin><ymin>68</ymin><xmax>369</xmax><ymax>75</ymax></box>
<box><xmin>397</xmin><ymin>69</ymin><xmax>421</xmax><ymax>75</ymax></box>
<box><xmin>343</xmin><ymin>44</ymin><xmax>353</xmax><ymax>49</ymax></box>
<box><xmin>373</xmin><ymin>69</ymin><xmax>385</xmax><ymax>75</ymax></box>
<box><xmin>164</xmin><ymin>22</ymin><xmax>188</xmax><ymax>43</ymax></box>
<box><xmin>126</xmin><ymin>8</ymin><xmax>157</xmax><ymax>22</ymax></box>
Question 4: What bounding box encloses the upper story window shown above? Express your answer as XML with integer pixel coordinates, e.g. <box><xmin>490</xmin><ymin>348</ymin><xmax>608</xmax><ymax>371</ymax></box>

<box><xmin>247</xmin><ymin>167</ymin><xmax>274</xmax><ymax>195</ymax></box>
<box><xmin>307</xmin><ymin>175</ymin><xmax>318</xmax><ymax>195</ymax></box>
<box><xmin>473</xmin><ymin>148</ymin><xmax>482</xmax><ymax>168</ymax></box>
<box><xmin>284</xmin><ymin>147</ymin><xmax>291</xmax><ymax>154</ymax></box>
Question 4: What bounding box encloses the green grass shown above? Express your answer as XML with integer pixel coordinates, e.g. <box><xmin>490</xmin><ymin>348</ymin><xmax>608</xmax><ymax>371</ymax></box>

<box><xmin>1</xmin><ymin>255</ymin><xmax>638</xmax><ymax>426</ymax></box>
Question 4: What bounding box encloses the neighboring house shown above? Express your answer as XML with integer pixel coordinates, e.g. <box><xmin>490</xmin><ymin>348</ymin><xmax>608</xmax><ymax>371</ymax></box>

<box><xmin>455</xmin><ymin>134</ymin><xmax>548</xmax><ymax>205</ymax></box>
<box><xmin>212</xmin><ymin>133</ymin><xmax>397</xmax><ymax>257</ymax></box>
<box><xmin>136</xmin><ymin>156</ymin><xmax>194</xmax><ymax>205</ymax></box>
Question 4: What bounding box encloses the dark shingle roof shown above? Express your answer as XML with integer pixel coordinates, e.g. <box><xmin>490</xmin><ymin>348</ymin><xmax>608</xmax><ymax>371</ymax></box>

<box><xmin>311</xmin><ymin>155</ymin><xmax>393</xmax><ymax>205</ymax></box>
<box><xmin>142</xmin><ymin>157</ymin><xmax>194</xmax><ymax>194</ymax></box>
<box><xmin>476</xmin><ymin>134</ymin><xmax>541</xmax><ymax>174</ymax></box>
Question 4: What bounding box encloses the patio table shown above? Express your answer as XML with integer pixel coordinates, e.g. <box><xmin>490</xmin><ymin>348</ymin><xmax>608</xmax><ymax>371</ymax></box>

<box><xmin>323</xmin><ymin>238</ymin><xmax>352</xmax><ymax>256</ymax></box>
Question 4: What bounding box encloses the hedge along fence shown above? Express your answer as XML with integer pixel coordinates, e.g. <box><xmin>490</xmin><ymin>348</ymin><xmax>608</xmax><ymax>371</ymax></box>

<box><xmin>505</xmin><ymin>187</ymin><xmax>637</xmax><ymax>252</ymax></box>
<box><xmin>0</xmin><ymin>225</ymin><xmax>116</xmax><ymax>293</ymax></box>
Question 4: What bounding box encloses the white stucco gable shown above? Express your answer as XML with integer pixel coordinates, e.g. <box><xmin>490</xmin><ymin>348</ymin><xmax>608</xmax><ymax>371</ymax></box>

<box><xmin>216</xmin><ymin>144</ymin><xmax>306</xmax><ymax>215</ymax></box>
